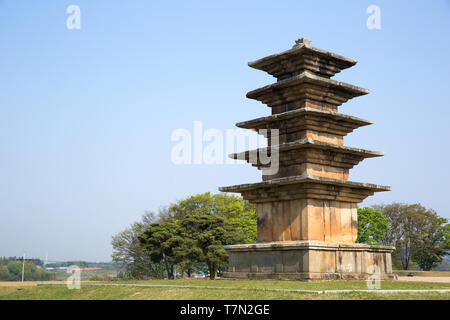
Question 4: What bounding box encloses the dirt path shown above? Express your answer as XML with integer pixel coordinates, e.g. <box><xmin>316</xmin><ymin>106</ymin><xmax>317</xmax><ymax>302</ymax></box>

<box><xmin>398</xmin><ymin>276</ymin><xmax>450</xmax><ymax>283</ymax></box>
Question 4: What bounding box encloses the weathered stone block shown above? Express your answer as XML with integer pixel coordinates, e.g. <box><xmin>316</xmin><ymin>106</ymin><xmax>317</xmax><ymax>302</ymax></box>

<box><xmin>254</xmin><ymin>198</ymin><xmax>359</xmax><ymax>243</ymax></box>
<box><xmin>223</xmin><ymin>241</ymin><xmax>397</xmax><ymax>280</ymax></box>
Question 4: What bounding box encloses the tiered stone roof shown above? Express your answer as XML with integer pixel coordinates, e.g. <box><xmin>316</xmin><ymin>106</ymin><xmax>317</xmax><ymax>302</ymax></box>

<box><xmin>248</xmin><ymin>38</ymin><xmax>357</xmax><ymax>80</ymax></box>
<box><xmin>220</xmin><ymin>38</ymin><xmax>390</xmax><ymax>203</ymax></box>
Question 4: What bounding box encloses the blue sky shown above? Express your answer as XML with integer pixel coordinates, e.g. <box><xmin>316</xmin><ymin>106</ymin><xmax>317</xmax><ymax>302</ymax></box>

<box><xmin>0</xmin><ymin>0</ymin><xmax>449</xmax><ymax>261</ymax></box>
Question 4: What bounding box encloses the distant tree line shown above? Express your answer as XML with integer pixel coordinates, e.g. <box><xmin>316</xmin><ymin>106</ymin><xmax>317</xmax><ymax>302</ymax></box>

<box><xmin>45</xmin><ymin>261</ymin><xmax>90</xmax><ymax>268</ymax></box>
<box><xmin>0</xmin><ymin>257</ymin><xmax>55</xmax><ymax>281</ymax></box>
<box><xmin>112</xmin><ymin>194</ymin><xmax>449</xmax><ymax>279</ymax></box>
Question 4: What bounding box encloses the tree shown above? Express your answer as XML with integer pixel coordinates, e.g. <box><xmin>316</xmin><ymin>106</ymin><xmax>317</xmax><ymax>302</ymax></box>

<box><xmin>111</xmin><ymin>212</ymin><xmax>165</xmax><ymax>279</ymax></box>
<box><xmin>375</xmin><ymin>203</ymin><xmax>407</xmax><ymax>247</ymax></box>
<box><xmin>0</xmin><ymin>258</ymin><xmax>54</xmax><ymax>281</ymax></box>
<box><xmin>138</xmin><ymin>221</ymin><xmax>179</xmax><ymax>279</ymax></box>
<box><xmin>376</xmin><ymin>203</ymin><xmax>449</xmax><ymax>270</ymax></box>
<box><xmin>356</xmin><ymin>207</ymin><xmax>389</xmax><ymax>245</ymax></box>
<box><xmin>169</xmin><ymin>229</ymin><xmax>203</xmax><ymax>278</ymax></box>
<box><xmin>212</xmin><ymin>193</ymin><xmax>257</xmax><ymax>243</ymax></box>
<box><xmin>412</xmin><ymin>216</ymin><xmax>449</xmax><ymax>271</ymax></box>
<box><xmin>165</xmin><ymin>192</ymin><xmax>255</xmax><ymax>279</ymax></box>
<box><xmin>375</xmin><ymin>203</ymin><xmax>418</xmax><ymax>269</ymax></box>
<box><xmin>169</xmin><ymin>192</ymin><xmax>257</xmax><ymax>243</ymax></box>
<box><xmin>114</xmin><ymin>192</ymin><xmax>257</xmax><ymax>279</ymax></box>
<box><xmin>180</xmin><ymin>214</ymin><xmax>245</xmax><ymax>280</ymax></box>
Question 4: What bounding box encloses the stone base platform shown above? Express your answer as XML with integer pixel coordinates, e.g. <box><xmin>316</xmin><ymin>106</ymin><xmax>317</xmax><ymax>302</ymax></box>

<box><xmin>223</xmin><ymin>241</ymin><xmax>397</xmax><ymax>280</ymax></box>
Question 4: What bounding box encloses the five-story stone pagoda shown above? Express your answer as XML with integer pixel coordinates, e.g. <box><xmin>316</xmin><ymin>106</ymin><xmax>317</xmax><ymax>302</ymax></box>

<box><xmin>219</xmin><ymin>38</ymin><xmax>396</xmax><ymax>280</ymax></box>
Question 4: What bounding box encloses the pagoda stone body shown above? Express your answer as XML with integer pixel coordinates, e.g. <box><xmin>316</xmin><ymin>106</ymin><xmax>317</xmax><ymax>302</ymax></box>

<box><xmin>219</xmin><ymin>39</ymin><xmax>396</xmax><ymax>280</ymax></box>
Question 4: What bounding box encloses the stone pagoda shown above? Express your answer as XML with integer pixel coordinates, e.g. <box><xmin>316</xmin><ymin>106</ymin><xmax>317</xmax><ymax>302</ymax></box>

<box><xmin>219</xmin><ymin>38</ymin><xmax>396</xmax><ymax>280</ymax></box>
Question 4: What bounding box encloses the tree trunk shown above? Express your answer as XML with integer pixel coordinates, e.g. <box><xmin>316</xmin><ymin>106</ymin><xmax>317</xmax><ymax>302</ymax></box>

<box><xmin>401</xmin><ymin>244</ymin><xmax>410</xmax><ymax>270</ymax></box>
<box><xmin>181</xmin><ymin>269</ymin><xmax>186</xmax><ymax>279</ymax></box>
<box><xmin>187</xmin><ymin>269</ymin><xmax>192</xmax><ymax>278</ymax></box>
<box><xmin>162</xmin><ymin>253</ymin><xmax>172</xmax><ymax>279</ymax></box>
<box><xmin>209</xmin><ymin>264</ymin><xmax>216</xmax><ymax>280</ymax></box>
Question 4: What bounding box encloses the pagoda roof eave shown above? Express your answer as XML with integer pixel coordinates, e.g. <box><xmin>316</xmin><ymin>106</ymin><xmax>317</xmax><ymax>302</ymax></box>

<box><xmin>219</xmin><ymin>174</ymin><xmax>391</xmax><ymax>193</ymax></box>
<box><xmin>246</xmin><ymin>71</ymin><xmax>369</xmax><ymax>101</ymax></box>
<box><xmin>248</xmin><ymin>43</ymin><xmax>357</xmax><ymax>71</ymax></box>
<box><xmin>236</xmin><ymin>107</ymin><xmax>372</xmax><ymax>129</ymax></box>
<box><xmin>228</xmin><ymin>138</ymin><xmax>384</xmax><ymax>160</ymax></box>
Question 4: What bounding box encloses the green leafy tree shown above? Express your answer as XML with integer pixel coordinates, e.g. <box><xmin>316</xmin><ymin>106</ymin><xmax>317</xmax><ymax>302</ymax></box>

<box><xmin>376</xmin><ymin>203</ymin><xmax>419</xmax><ymax>269</ymax></box>
<box><xmin>0</xmin><ymin>265</ymin><xmax>14</xmax><ymax>281</ymax></box>
<box><xmin>376</xmin><ymin>203</ymin><xmax>449</xmax><ymax>270</ymax></box>
<box><xmin>114</xmin><ymin>192</ymin><xmax>257</xmax><ymax>279</ymax></box>
<box><xmin>169</xmin><ymin>192</ymin><xmax>257</xmax><ymax>243</ymax></box>
<box><xmin>111</xmin><ymin>212</ymin><xmax>165</xmax><ymax>279</ymax></box>
<box><xmin>0</xmin><ymin>259</ymin><xmax>54</xmax><ymax>281</ymax></box>
<box><xmin>170</xmin><ymin>193</ymin><xmax>213</xmax><ymax>218</ymax></box>
<box><xmin>138</xmin><ymin>221</ymin><xmax>179</xmax><ymax>279</ymax></box>
<box><xmin>356</xmin><ymin>207</ymin><xmax>389</xmax><ymax>245</ymax></box>
<box><xmin>412</xmin><ymin>216</ymin><xmax>449</xmax><ymax>271</ymax></box>
<box><xmin>169</xmin><ymin>230</ymin><xmax>203</xmax><ymax>278</ymax></box>
<box><xmin>212</xmin><ymin>193</ymin><xmax>257</xmax><ymax>243</ymax></box>
<box><xmin>180</xmin><ymin>214</ymin><xmax>245</xmax><ymax>279</ymax></box>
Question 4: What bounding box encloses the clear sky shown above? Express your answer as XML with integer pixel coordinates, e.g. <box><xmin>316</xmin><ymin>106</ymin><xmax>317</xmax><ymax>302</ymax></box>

<box><xmin>1</xmin><ymin>0</ymin><xmax>449</xmax><ymax>262</ymax></box>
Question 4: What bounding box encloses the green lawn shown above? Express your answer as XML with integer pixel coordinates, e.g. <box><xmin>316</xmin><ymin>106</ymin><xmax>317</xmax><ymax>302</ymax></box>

<box><xmin>0</xmin><ymin>279</ymin><xmax>449</xmax><ymax>300</ymax></box>
<box><xmin>114</xmin><ymin>278</ymin><xmax>450</xmax><ymax>290</ymax></box>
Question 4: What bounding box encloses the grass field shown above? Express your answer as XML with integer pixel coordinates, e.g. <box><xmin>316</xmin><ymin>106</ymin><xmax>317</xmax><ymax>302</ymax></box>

<box><xmin>0</xmin><ymin>279</ymin><xmax>449</xmax><ymax>300</ymax></box>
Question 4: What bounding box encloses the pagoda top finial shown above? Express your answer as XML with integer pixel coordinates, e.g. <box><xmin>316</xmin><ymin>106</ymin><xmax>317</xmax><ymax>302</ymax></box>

<box><xmin>293</xmin><ymin>37</ymin><xmax>311</xmax><ymax>47</ymax></box>
<box><xmin>249</xmin><ymin>38</ymin><xmax>357</xmax><ymax>80</ymax></box>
